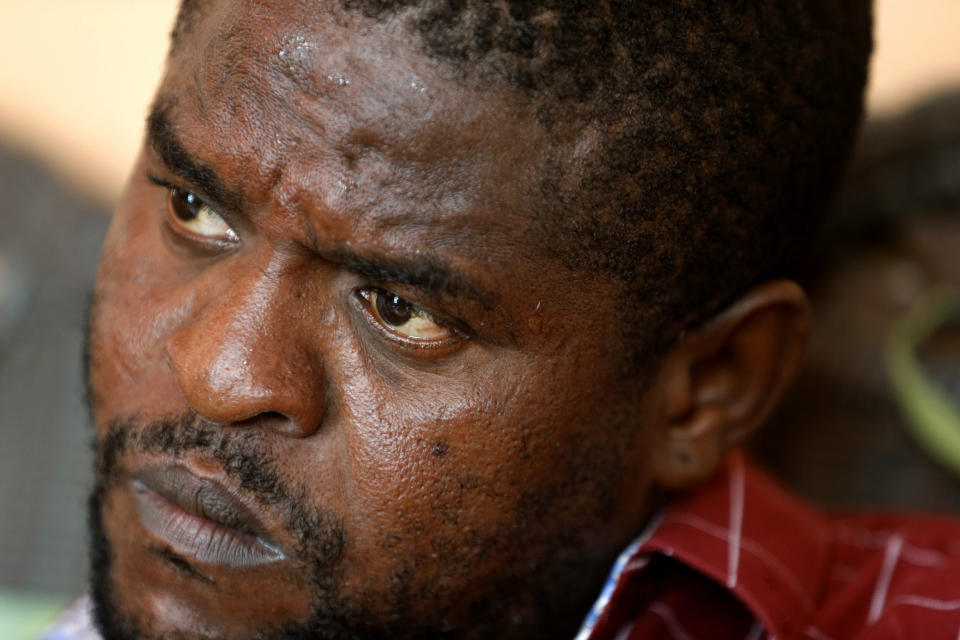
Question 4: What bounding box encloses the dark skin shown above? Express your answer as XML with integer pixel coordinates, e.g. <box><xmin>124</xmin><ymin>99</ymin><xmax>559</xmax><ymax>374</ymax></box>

<box><xmin>86</xmin><ymin>2</ymin><xmax>811</xmax><ymax>638</ymax></box>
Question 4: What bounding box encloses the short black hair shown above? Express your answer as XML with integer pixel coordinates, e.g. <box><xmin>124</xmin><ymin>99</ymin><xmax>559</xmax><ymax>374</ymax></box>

<box><xmin>174</xmin><ymin>0</ymin><xmax>872</xmax><ymax>366</ymax></box>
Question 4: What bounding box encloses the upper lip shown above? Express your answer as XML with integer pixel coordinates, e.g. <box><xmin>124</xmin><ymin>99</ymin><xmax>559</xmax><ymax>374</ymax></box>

<box><xmin>133</xmin><ymin>466</ymin><xmax>276</xmax><ymax>545</ymax></box>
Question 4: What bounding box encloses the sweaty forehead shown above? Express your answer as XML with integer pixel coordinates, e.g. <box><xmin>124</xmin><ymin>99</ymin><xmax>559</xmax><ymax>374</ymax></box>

<box><xmin>157</xmin><ymin>0</ymin><xmax>554</xmax><ymax>250</ymax></box>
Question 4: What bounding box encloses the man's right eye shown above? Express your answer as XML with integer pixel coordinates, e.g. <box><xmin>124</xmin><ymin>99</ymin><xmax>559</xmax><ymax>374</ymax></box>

<box><xmin>165</xmin><ymin>186</ymin><xmax>239</xmax><ymax>244</ymax></box>
<box><xmin>149</xmin><ymin>175</ymin><xmax>239</xmax><ymax>245</ymax></box>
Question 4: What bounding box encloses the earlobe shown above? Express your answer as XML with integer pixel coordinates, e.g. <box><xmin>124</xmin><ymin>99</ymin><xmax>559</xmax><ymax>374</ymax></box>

<box><xmin>652</xmin><ymin>280</ymin><xmax>811</xmax><ymax>491</ymax></box>
<box><xmin>655</xmin><ymin>405</ymin><xmax>728</xmax><ymax>490</ymax></box>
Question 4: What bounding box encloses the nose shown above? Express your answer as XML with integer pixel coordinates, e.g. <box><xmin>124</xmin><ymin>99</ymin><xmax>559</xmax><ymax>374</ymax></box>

<box><xmin>164</xmin><ymin>256</ymin><xmax>325</xmax><ymax>438</ymax></box>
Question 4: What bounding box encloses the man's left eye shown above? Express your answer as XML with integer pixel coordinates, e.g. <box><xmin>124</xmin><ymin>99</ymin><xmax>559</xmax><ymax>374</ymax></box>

<box><xmin>360</xmin><ymin>289</ymin><xmax>454</xmax><ymax>342</ymax></box>
<box><xmin>165</xmin><ymin>186</ymin><xmax>238</xmax><ymax>243</ymax></box>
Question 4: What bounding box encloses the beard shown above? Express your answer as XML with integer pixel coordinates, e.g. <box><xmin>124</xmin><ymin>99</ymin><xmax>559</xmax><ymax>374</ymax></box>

<box><xmin>87</xmin><ymin>414</ymin><xmax>384</xmax><ymax>640</ymax></box>
<box><xmin>86</xmin><ymin>414</ymin><xmax>600</xmax><ymax>640</ymax></box>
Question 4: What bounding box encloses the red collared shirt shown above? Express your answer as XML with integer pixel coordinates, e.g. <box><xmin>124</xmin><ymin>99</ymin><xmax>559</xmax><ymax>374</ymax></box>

<box><xmin>577</xmin><ymin>450</ymin><xmax>960</xmax><ymax>640</ymax></box>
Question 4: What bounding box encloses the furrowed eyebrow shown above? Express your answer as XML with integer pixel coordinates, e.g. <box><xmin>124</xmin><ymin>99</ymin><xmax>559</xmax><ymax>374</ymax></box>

<box><xmin>146</xmin><ymin>100</ymin><xmax>244</xmax><ymax>212</ymax></box>
<box><xmin>329</xmin><ymin>247</ymin><xmax>497</xmax><ymax>311</ymax></box>
<box><xmin>146</xmin><ymin>100</ymin><xmax>497</xmax><ymax>312</ymax></box>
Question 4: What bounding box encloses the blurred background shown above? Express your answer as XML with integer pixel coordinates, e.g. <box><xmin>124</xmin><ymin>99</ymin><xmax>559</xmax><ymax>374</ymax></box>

<box><xmin>0</xmin><ymin>0</ymin><xmax>959</xmax><ymax>636</ymax></box>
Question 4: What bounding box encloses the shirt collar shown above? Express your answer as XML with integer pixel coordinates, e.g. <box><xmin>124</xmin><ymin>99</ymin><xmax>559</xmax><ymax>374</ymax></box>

<box><xmin>577</xmin><ymin>450</ymin><xmax>832</xmax><ymax>640</ymax></box>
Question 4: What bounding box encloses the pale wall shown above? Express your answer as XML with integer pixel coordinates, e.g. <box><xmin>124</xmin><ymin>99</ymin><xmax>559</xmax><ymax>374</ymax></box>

<box><xmin>0</xmin><ymin>0</ymin><xmax>958</xmax><ymax>203</ymax></box>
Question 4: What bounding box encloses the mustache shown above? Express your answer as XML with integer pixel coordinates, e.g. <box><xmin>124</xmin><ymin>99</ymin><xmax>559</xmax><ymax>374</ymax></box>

<box><xmin>95</xmin><ymin>414</ymin><xmax>346</xmax><ymax>576</ymax></box>
<box><xmin>98</xmin><ymin>414</ymin><xmax>287</xmax><ymax>503</ymax></box>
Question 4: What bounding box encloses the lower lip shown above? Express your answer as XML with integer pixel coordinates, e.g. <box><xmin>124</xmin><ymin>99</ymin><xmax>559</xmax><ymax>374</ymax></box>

<box><xmin>133</xmin><ymin>481</ymin><xmax>285</xmax><ymax>568</ymax></box>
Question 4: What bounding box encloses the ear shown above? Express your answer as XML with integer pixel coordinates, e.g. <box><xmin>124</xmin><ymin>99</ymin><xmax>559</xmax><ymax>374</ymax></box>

<box><xmin>650</xmin><ymin>280</ymin><xmax>811</xmax><ymax>491</ymax></box>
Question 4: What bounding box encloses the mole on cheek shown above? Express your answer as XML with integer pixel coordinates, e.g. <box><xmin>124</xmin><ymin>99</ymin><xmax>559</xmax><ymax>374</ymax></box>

<box><xmin>431</xmin><ymin>441</ymin><xmax>449</xmax><ymax>458</ymax></box>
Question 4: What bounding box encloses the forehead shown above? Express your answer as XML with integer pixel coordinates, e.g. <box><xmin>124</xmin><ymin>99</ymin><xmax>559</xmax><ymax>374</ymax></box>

<box><xmin>158</xmin><ymin>1</ymin><xmax>556</xmax><ymax>257</ymax></box>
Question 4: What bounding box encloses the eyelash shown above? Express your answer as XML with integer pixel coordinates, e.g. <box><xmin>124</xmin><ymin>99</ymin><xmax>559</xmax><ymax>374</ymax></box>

<box><xmin>148</xmin><ymin>173</ymin><xmax>187</xmax><ymax>201</ymax></box>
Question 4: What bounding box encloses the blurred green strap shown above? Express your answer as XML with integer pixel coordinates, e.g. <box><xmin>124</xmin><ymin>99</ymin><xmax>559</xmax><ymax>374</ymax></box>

<box><xmin>886</xmin><ymin>287</ymin><xmax>960</xmax><ymax>474</ymax></box>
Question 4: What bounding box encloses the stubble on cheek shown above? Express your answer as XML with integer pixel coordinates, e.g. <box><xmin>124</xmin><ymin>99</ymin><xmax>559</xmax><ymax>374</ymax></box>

<box><xmin>344</xmin><ymin>403</ymin><xmax>639</xmax><ymax>637</ymax></box>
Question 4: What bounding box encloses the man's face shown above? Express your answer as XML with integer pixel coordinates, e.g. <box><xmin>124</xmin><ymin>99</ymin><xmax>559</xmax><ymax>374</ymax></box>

<box><xmin>87</xmin><ymin>3</ymin><xmax>662</xmax><ymax>638</ymax></box>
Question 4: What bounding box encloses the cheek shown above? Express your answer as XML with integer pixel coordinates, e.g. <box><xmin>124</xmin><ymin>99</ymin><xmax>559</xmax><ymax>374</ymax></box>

<box><xmin>90</xmin><ymin>197</ymin><xmax>198</xmax><ymax>420</ymax></box>
<box><xmin>333</xmin><ymin>358</ymin><xmax>631</xmax><ymax>577</ymax></box>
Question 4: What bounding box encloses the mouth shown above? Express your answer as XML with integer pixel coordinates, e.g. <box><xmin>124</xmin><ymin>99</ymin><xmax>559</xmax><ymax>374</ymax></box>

<box><xmin>132</xmin><ymin>466</ymin><xmax>286</xmax><ymax>569</ymax></box>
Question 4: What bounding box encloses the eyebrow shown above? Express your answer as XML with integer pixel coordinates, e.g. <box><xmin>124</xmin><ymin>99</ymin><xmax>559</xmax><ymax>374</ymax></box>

<box><xmin>326</xmin><ymin>247</ymin><xmax>497</xmax><ymax>311</ymax></box>
<box><xmin>147</xmin><ymin>99</ymin><xmax>244</xmax><ymax>212</ymax></box>
<box><xmin>147</xmin><ymin>99</ymin><xmax>496</xmax><ymax>311</ymax></box>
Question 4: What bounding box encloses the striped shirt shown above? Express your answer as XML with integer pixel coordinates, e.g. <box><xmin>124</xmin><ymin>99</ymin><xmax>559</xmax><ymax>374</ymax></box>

<box><xmin>578</xmin><ymin>450</ymin><xmax>960</xmax><ymax>640</ymax></box>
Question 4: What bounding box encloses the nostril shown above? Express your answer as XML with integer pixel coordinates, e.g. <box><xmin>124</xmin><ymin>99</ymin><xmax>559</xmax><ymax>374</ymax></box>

<box><xmin>237</xmin><ymin>411</ymin><xmax>307</xmax><ymax>437</ymax></box>
<box><xmin>245</xmin><ymin>411</ymin><xmax>287</xmax><ymax>428</ymax></box>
